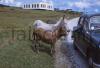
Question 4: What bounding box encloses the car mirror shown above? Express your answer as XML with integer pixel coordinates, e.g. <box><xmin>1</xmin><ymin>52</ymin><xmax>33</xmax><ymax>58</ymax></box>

<box><xmin>90</xmin><ymin>26</ymin><xmax>95</xmax><ymax>30</ymax></box>
<box><xmin>86</xmin><ymin>31</ymin><xmax>89</xmax><ymax>34</ymax></box>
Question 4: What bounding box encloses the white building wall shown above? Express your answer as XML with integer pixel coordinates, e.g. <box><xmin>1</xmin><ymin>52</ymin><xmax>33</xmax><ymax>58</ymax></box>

<box><xmin>22</xmin><ymin>2</ymin><xmax>54</xmax><ymax>11</ymax></box>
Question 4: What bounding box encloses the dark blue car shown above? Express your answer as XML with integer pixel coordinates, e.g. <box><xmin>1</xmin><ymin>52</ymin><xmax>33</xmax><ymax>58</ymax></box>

<box><xmin>72</xmin><ymin>13</ymin><xmax>100</xmax><ymax>68</ymax></box>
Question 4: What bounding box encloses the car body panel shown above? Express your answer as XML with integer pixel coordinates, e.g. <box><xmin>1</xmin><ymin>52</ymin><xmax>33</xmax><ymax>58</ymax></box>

<box><xmin>72</xmin><ymin>13</ymin><xmax>100</xmax><ymax>68</ymax></box>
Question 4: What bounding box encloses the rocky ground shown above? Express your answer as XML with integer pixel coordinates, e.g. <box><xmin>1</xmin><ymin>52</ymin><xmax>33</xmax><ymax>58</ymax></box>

<box><xmin>54</xmin><ymin>18</ymin><xmax>89</xmax><ymax>68</ymax></box>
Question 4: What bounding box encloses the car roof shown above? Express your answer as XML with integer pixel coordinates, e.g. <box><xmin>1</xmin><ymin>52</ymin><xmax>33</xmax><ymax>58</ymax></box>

<box><xmin>81</xmin><ymin>13</ymin><xmax>100</xmax><ymax>18</ymax></box>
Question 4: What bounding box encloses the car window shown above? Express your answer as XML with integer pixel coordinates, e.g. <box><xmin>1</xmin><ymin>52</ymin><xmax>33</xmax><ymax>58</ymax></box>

<box><xmin>89</xmin><ymin>16</ymin><xmax>100</xmax><ymax>30</ymax></box>
<box><xmin>90</xmin><ymin>16</ymin><xmax>100</xmax><ymax>24</ymax></box>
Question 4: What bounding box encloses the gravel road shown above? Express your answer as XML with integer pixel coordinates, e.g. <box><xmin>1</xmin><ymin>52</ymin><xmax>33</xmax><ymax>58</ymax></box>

<box><xmin>54</xmin><ymin>17</ymin><xmax>89</xmax><ymax>68</ymax></box>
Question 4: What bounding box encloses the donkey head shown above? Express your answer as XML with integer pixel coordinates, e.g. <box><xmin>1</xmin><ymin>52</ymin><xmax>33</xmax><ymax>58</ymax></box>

<box><xmin>58</xmin><ymin>15</ymin><xmax>67</xmax><ymax>37</ymax></box>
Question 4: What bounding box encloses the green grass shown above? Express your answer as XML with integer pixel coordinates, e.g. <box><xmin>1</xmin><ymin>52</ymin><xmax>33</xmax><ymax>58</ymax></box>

<box><xmin>0</xmin><ymin>7</ymin><xmax>68</xmax><ymax>68</ymax></box>
<box><xmin>0</xmin><ymin>9</ymin><xmax>66</xmax><ymax>28</ymax></box>
<box><xmin>0</xmin><ymin>39</ymin><xmax>53</xmax><ymax>68</ymax></box>
<box><xmin>0</xmin><ymin>7</ymin><xmax>80</xmax><ymax>68</ymax></box>
<box><xmin>0</xmin><ymin>29</ymin><xmax>54</xmax><ymax>68</ymax></box>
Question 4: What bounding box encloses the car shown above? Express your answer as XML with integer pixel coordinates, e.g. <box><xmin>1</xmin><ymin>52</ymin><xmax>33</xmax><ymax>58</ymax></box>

<box><xmin>72</xmin><ymin>13</ymin><xmax>100</xmax><ymax>68</ymax></box>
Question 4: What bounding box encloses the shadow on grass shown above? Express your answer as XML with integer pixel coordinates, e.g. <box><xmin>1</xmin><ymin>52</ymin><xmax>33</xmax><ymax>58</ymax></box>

<box><xmin>30</xmin><ymin>43</ymin><xmax>52</xmax><ymax>56</ymax></box>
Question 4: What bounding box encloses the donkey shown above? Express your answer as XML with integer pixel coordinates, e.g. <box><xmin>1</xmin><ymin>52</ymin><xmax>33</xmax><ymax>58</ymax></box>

<box><xmin>32</xmin><ymin>15</ymin><xmax>69</xmax><ymax>54</ymax></box>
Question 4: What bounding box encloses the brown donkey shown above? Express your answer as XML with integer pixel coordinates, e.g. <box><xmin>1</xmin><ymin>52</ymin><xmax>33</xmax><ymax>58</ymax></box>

<box><xmin>32</xmin><ymin>15</ymin><xmax>69</xmax><ymax>54</ymax></box>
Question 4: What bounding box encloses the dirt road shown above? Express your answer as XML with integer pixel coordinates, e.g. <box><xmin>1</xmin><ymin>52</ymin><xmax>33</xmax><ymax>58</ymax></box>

<box><xmin>54</xmin><ymin>18</ymin><xmax>89</xmax><ymax>68</ymax></box>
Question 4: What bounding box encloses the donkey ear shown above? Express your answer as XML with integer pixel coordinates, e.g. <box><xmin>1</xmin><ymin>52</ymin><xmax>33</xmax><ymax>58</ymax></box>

<box><xmin>61</xmin><ymin>15</ymin><xmax>66</xmax><ymax>23</ymax></box>
<box><xmin>62</xmin><ymin>15</ymin><xmax>65</xmax><ymax>20</ymax></box>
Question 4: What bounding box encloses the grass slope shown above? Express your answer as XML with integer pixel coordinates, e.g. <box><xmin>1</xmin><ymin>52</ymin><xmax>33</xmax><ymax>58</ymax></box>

<box><xmin>0</xmin><ymin>7</ymin><xmax>80</xmax><ymax>68</ymax></box>
<box><xmin>0</xmin><ymin>7</ymin><xmax>66</xmax><ymax>68</ymax></box>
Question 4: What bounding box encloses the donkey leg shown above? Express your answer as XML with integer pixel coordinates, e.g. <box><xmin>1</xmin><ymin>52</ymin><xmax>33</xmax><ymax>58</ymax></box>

<box><xmin>33</xmin><ymin>37</ymin><xmax>38</xmax><ymax>53</ymax></box>
<box><xmin>32</xmin><ymin>40</ymin><xmax>37</xmax><ymax>52</ymax></box>
<box><xmin>36</xmin><ymin>42</ymin><xmax>40</xmax><ymax>53</ymax></box>
<box><xmin>51</xmin><ymin>45</ymin><xmax>55</xmax><ymax>55</ymax></box>
<box><xmin>33</xmin><ymin>33</ymin><xmax>40</xmax><ymax>53</ymax></box>
<box><xmin>51</xmin><ymin>45</ymin><xmax>53</xmax><ymax>55</ymax></box>
<box><xmin>32</xmin><ymin>33</ymin><xmax>37</xmax><ymax>52</ymax></box>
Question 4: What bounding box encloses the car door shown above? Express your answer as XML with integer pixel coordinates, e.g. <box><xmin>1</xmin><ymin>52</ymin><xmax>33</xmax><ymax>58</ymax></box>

<box><xmin>75</xmin><ymin>17</ymin><xmax>86</xmax><ymax>55</ymax></box>
<box><xmin>77</xmin><ymin>17</ymin><xmax>86</xmax><ymax>55</ymax></box>
<box><xmin>81</xmin><ymin>18</ymin><xmax>90</xmax><ymax>56</ymax></box>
